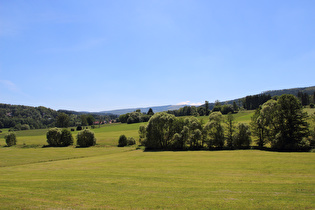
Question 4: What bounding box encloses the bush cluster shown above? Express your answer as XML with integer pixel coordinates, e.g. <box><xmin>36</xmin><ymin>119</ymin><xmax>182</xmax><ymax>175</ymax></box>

<box><xmin>118</xmin><ymin>135</ymin><xmax>136</xmax><ymax>147</ymax></box>
<box><xmin>46</xmin><ymin>128</ymin><xmax>73</xmax><ymax>147</ymax></box>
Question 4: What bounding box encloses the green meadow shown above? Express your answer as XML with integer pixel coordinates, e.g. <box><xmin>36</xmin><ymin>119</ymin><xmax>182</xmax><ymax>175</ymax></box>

<box><xmin>0</xmin><ymin>110</ymin><xmax>315</xmax><ymax>209</ymax></box>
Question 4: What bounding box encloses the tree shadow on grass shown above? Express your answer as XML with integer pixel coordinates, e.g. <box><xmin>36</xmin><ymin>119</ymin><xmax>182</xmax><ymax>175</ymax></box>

<box><xmin>144</xmin><ymin>146</ymin><xmax>313</xmax><ymax>153</ymax></box>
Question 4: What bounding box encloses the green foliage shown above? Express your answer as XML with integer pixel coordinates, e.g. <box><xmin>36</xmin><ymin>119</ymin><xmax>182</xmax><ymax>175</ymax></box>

<box><xmin>21</xmin><ymin>124</ymin><xmax>30</xmax><ymax>130</ymax></box>
<box><xmin>147</xmin><ymin>108</ymin><xmax>154</xmax><ymax>115</ymax></box>
<box><xmin>167</xmin><ymin>106</ymin><xmax>198</xmax><ymax>117</ymax></box>
<box><xmin>298</xmin><ymin>91</ymin><xmax>310</xmax><ymax>106</ymax></box>
<box><xmin>86</xmin><ymin>115</ymin><xmax>95</xmax><ymax>126</ymax></box>
<box><xmin>234</xmin><ymin>123</ymin><xmax>251</xmax><ymax>148</ymax></box>
<box><xmin>56</xmin><ymin>112</ymin><xmax>70</xmax><ymax>128</ymax></box>
<box><xmin>233</xmin><ymin>101</ymin><xmax>239</xmax><ymax>111</ymax></box>
<box><xmin>138</xmin><ymin>125</ymin><xmax>146</xmax><ymax>145</ymax></box>
<box><xmin>197</xmin><ymin>106</ymin><xmax>206</xmax><ymax>116</ymax></box>
<box><xmin>76</xmin><ymin>129</ymin><xmax>96</xmax><ymax>147</ymax></box>
<box><xmin>118</xmin><ymin>134</ymin><xmax>127</xmax><ymax>147</ymax></box>
<box><xmin>0</xmin><ymin>104</ymin><xmax>57</xmax><ymax>129</ymax></box>
<box><xmin>250</xmin><ymin>100</ymin><xmax>277</xmax><ymax>148</ymax></box>
<box><xmin>76</xmin><ymin>125</ymin><xmax>83</xmax><ymax>131</ymax></box>
<box><xmin>60</xmin><ymin>128</ymin><xmax>74</xmax><ymax>147</ymax></box>
<box><xmin>221</xmin><ymin>104</ymin><xmax>234</xmax><ymax>115</ymax></box>
<box><xmin>190</xmin><ymin>129</ymin><xmax>202</xmax><ymax>149</ymax></box>
<box><xmin>225</xmin><ymin>113</ymin><xmax>235</xmax><ymax>148</ymax></box>
<box><xmin>5</xmin><ymin>132</ymin><xmax>17</xmax><ymax>146</ymax></box>
<box><xmin>205</xmin><ymin>100</ymin><xmax>210</xmax><ymax>115</ymax></box>
<box><xmin>204</xmin><ymin>112</ymin><xmax>225</xmax><ymax>148</ymax></box>
<box><xmin>46</xmin><ymin>128</ymin><xmax>73</xmax><ymax>147</ymax></box>
<box><xmin>119</xmin><ymin>111</ymin><xmax>152</xmax><ymax>124</ymax></box>
<box><xmin>118</xmin><ymin>135</ymin><xmax>136</xmax><ymax>147</ymax></box>
<box><xmin>145</xmin><ymin>112</ymin><xmax>177</xmax><ymax>150</ymax></box>
<box><xmin>272</xmin><ymin>94</ymin><xmax>309</xmax><ymax>150</ymax></box>
<box><xmin>119</xmin><ymin>113</ymin><xmax>129</xmax><ymax>123</ymax></box>
<box><xmin>251</xmin><ymin>94</ymin><xmax>310</xmax><ymax>151</ymax></box>
<box><xmin>243</xmin><ymin>94</ymin><xmax>271</xmax><ymax>110</ymax></box>
<box><xmin>127</xmin><ymin>137</ymin><xmax>136</xmax><ymax>146</ymax></box>
<box><xmin>46</xmin><ymin>128</ymin><xmax>62</xmax><ymax>146</ymax></box>
<box><xmin>184</xmin><ymin>117</ymin><xmax>202</xmax><ymax>149</ymax></box>
<box><xmin>80</xmin><ymin>115</ymin><xmax>88</xmax><ymax>126</ymax></box>
<box><xmin>127</xmin><ymin>112</ymin><xmax>142</xmax><ymax>124</ymax></box>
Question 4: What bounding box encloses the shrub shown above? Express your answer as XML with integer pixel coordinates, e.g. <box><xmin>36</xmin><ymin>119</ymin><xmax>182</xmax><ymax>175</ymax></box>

<box><xmin>127</xmin><ymin>137</ymin><xmax>136</xmax><ymax>146</ymax></box>
<box><xmin>21</xmin><ymin>124</ymin><xmax>30</xmax><ymax>130</ymax></box>
<box><xmin>76</xmin><ymin>125</ymin><xmax>83</xmax><ymax>131</ymax></box>
<box><xmin>118</xmin><ymin>134</ymin><xmax>127</xmax><ymax>147</ymax></box>
<box><xmin>310</xmin><ymin>103</ymin><xmax>314</xmax><ymax>108</ymax></box>
<box><xmin>76</xmin><ymin>129</ymin><xmax>96</xmax><ymax>147</ymax></box>
<box><xmin>138</xmin><ymin>125</ymin><xmax>146</xmax><ymax>145</ymax></box>
<box><xmin>71</xmin><ymin>128</ymin><xmax>75</xmax><ymax>131</ymax></box>
<box><xmin>5</xmin><ymin>132</ymin><xmax>17</xmax><ymax>146</ymax></box>
<box><xmin>46</xmin><ymin>128</ymin><xmax>61</xmax><ymax>146</ymax></box>
<box><xmin>60</xmin><ymin>128</ymin><xmax>74</xmax><ymax>146</ymax></box>
<box><xmin>46</xmin><ymin>128</ymin><xmax>74</xmax><ymax>147</ymax></box>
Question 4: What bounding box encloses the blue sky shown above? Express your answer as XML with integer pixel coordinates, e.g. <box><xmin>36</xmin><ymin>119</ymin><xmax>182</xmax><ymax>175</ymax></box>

<box><xmin>1</xmin><ymin>0</ymin><xmax>314</xmax><ymax>112</ymax></box>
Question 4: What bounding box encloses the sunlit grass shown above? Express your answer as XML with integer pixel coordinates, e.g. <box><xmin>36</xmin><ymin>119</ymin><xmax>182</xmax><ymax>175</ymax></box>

<box><xmin>0</xmin><ymin>149</ymin><xmax>314</xmax><ymax>209</ymax></box>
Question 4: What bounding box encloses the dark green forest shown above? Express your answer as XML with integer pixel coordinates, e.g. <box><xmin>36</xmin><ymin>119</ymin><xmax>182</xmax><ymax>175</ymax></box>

<box><xmin>0</xmin><ymin>104</ymin><xmax>117</xmax><ymax>130</ymax></box>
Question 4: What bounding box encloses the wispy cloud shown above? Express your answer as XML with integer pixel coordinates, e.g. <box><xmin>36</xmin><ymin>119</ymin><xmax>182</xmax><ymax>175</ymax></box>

<box><xmin>177</xmin><ymin>101</ymin><xmax>203</xmax><ymax>106</ymax></box>
<box><xmin>0</xmin><ymin>80</ymin><xmax>19</xmax><ymax>92</ymax></box>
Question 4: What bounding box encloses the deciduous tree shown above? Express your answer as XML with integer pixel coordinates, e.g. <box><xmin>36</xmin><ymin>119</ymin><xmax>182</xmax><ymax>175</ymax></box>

<box><xmin>56</xmin><ymin>112</ymin><xmax>70</xmax><ymax>128</ymax></box>
<box><xmin>225</xmin><ymin>113</ymin><xmax>235</xmax><ymax>148</ymax></box>
<box><xmin>204</xmin><ymin>112</ymin><xmax>225</xmax><ymax>148</ymax></box>
<box><xmin>145</xmin><ymin>112</ymin><xmax>177</xmax><ymax>150</ymax></box>
<box><xmin>234</xmin><ymin>123</ymin><xmax>251</xmax><ymax>148</ymax></box>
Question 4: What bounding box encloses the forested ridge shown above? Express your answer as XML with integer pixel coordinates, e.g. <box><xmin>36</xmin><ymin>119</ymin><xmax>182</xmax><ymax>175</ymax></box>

<box><xmin>0</xmin><ymin>104</ymin><xmax>117</xmax><ymax>129</ymax></box>
<box><xmin>1</xmin><ymin>86</ymin><xmax>314</xmax><ymax>130</ymax></box>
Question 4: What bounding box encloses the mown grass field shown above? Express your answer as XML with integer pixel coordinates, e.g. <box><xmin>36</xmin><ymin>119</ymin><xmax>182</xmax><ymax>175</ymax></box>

<box><xmin>0</xmin><ymin>149</ymin><xmax>314</xmax><ymax>209</ymax></box>
<box><xmin>0</xmin><ymin>109</ymin><xmax>315</xmax><ymax>209</ymax></box>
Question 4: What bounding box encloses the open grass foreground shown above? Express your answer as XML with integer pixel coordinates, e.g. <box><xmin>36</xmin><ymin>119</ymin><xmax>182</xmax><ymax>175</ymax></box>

<box><xmin>0</xmin><ymin>148</ymin><xmax>314</xmax><ymax>209</ymax></box>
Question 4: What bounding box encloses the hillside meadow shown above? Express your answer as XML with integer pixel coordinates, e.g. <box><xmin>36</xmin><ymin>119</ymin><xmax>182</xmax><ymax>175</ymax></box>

<box><xmin>0</xmin><ymin>109</ymin><xmax>315</xmax><ymax>209</ymax></box>
<box><xmin>0</xmin><ymin>110</ymin><xmax>257</xmax><ymax>147</ymax></box>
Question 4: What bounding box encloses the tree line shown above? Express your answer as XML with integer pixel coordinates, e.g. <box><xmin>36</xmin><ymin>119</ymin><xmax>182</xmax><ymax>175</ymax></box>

<box><xmin>0</xmin><ymin>103</ymin><xmax>117</xmax><ymax>130</ymax></box>
<box><xmin>139</xmin><ymin>94</ymin><xmax>315</xmax><ymax>151</ymax></box>
<box><xmin>118</xmin><ymin>108</ymin><xmax>154</xmax><ymax>124</ymax></box>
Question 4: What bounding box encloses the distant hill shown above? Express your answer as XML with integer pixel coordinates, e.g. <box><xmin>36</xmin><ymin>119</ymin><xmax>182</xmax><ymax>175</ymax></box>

<box><xmin>201</xmin><ymin>85</ymin><xmax>315</xmax><ymax>109</ymax></box>
<box><xmin>99</xmin><ymin>105</ymin><xmax>186</xmax><ymax>116</ymax></box>
<box><xmin>262</xmin><ymin>86</ymin><xmax>315</xmax><ymax>97</ymax></box>
<box><xmin>94</xmin><ymin>86</ymin><xmax>315</xmax><ymax>115</ymax></box>
<box><xmin>1</xmin><ymin>86</ymin><xmax>314</xmax><ymax>128</ymax></box>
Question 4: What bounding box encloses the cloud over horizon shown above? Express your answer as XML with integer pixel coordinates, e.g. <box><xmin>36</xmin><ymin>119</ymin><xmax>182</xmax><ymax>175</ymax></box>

<box><xmin>177</xmin><ymin>101</ymin><xmax>203</xmax><ymax>106</ymax></box>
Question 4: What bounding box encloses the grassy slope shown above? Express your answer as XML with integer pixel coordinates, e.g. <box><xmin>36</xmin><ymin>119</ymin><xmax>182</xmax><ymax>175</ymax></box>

<box><xmin>0</xmin><ymin>150</ymin><xmax>314</xmax><ymax>209</ymax></box>
<box><xmin>0</xmin><ymin>122</ymin><xmax>147</xmax><ymax>147</ymax></box>
<box><xmin>1</xmin><ymin>109</ymin><xmax>315</xmax><ymax>209</ymax></box>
